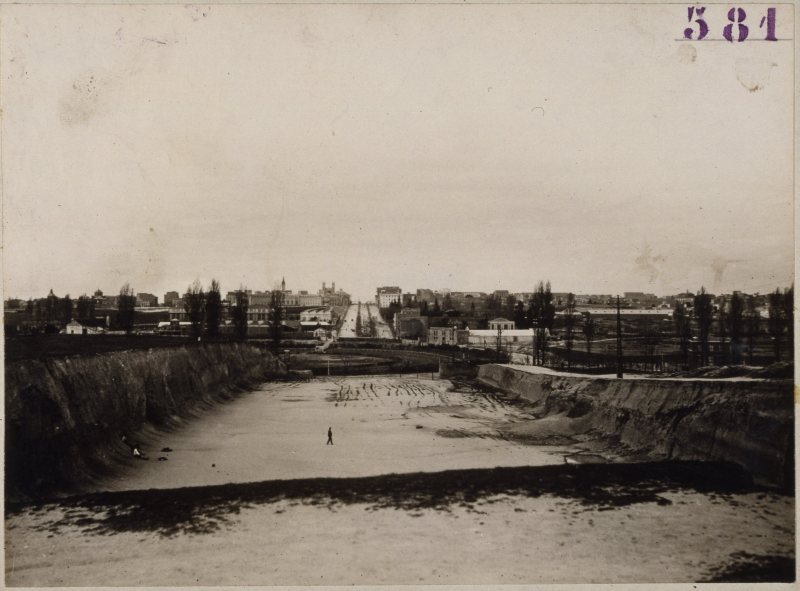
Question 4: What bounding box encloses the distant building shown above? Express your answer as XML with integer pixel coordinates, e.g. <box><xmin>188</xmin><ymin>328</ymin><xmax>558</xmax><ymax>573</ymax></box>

<box><xmin>576</xmin><ymin>307</ymin><xmax>672</xmax><ymax>319</ymax></box>
<box><xmin>576</xmin><ymin>294</ymin><xmax>615</xmax><ymax>306</ymax></box>
<box><xmin>550</xmin><ymin>293</ymin><xmax>572</xmax><ymax>307</ymax></box>
<box><xmin>427</xmin><ymin>326</ymin><xmax>465</xmax><ymax>346</ymax></box>
<box><xmin>247</xmin><ymin>306</ymin><xmax>270</xmax><ymax>324</ymax></box>
<box><xmin>376</xmin><ymin>286</ymin><xmax>402</xmax><ymax>308</ymax></box>
<box><xmin>488</xmin><ymin>318</ymin><xmax>515</xmax><ymax>331</ymax></box>
<box><xmin>298</xmin><ymin>294</ymin><xmax>323</xmax><ymax>307</ymax></box>
<box><xmin>163</xmin><ymin>291</ymin><xmax>180</xmax><ymax>307</ymax></box>
<box><xmin>395</xmin><ymin>307</ymin><xmax>428</xmax><ymax>339</ymax></box>
<box><xmin>95</xmin><ymin>294</ymin><xmax>119</xmax><ymax>309</ymax></box>
<box><xmin>623</xmin><ymin>292</ymin><xmax>660</xmax><ymax>308</ymax></box>
<box><xmin>300</xmin><ymin>307</ymin><xmax>333</xmax><ymax>323</ymax></box>
<box><xmin>136</xmin><ymin>293</ymin><xmax>159</xmax><ymax>307</ymax></box>
<box><xmin>672</xmin><ymin>292</ymin><xmax>695</xmax><ymax>307</ymax></box>
<box><xmin>467</xmin><ymin>328</ymin><xmax>536</xmax><ymax>347</ymax></box>
<box><xmin>318</xmin><ymin>281</ymin><xmax>351</xmax><ymax>307</ymax></box>
<box><xmin>169</xmin><ymin>307</ymin><xmax>188</xmax><ymax>321</ymax></box>
<box><xmin>416</xmin><ymin>289</ymin><xmax>435</xmax><ymax>303</ymax></box>
<box><xmin>64</xmin><ymin>319</ymin><xmax>104</xmax><ymax>335</ymax></box>
<box><xmin>248</xmin><ymin>291</ymin><xmax>273</xmax><ymax>307</ymax></box>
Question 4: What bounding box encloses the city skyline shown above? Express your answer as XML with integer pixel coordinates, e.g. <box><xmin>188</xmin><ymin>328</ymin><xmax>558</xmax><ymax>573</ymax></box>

<box><xmin>6</xmin><ymin>275</ymin><xmax>790</xmax><ymax>305</ymax></box>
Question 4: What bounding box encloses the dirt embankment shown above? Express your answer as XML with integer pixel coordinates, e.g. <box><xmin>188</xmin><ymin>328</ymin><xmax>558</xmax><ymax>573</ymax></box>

<box><xmin>477</xmin><ymin>365</ymin><xmax>794</xmax><ymax>489</ymax></box>
<box><xmin>5</xmin><ymin>343</ymin><xmax>284</xmax><ymax>498</ymax></box>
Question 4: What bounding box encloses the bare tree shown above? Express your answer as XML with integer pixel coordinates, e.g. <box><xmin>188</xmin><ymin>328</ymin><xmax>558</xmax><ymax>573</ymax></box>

<box><xmin>727</xmin><ymin>293</ymin><xmax>744</xmax><ymax>364</ymax></box>
<box><xmin>443</xmin><ymin>293</ymin><xmax>453</xmax><ymax>311</ymax></box>
<box><xmin>717</xmin><ymin>297</ymin><xmax>728</xmax><ymax>365</ymax></box>
<box><xmin>76</xmin><ymin>295</ymin><xmax>95</xmax><ymax>322</ymax></box>
<box><xmin>117</xmin><ymin>283</ymin><xmax>137</xmax><ymax>333</ymax></box>
<box><xmin>44</xmin><ymin>289</ymin><xmax>59</xmax><ymax>326</ymax></box>
<box><xmin>563</xmin><ymin>293</ymin><xmax>577</xmax><ymax>368</ymax></box>
<box><xmin>205</xmin><ymin>279</ymin><xmax>221</xmax><ymax>337</ymax></box>
<box><xmin>673</xmin><ymin>301</ymin><xmax>692</xmax><ymax>367</ymax></box>
<box><xmin>693</xmin><ymin>287</ymin><xmax>713</xmax><ymax>366</ymax></box>
<box><xmin>783</xmin><ymin>285</ymin><xmax>794</xmax><ymax>359</ymax></box>
<box><xmin>184</xmin><ymin>280</ymin><xmax>205</xmax><ymax>339</ymax></box>
<box><xmin>767</xmin><ymin>288</ymin><xmax>786</xmax><ymax>362</ymax></box>
<box><xmin>641</xmin><ymin>317</ymin><xmax>662</xmax><ymax>371</ymax></box>
<box><xmin>582</xmin><ymin>314</ymin><xmax>596</xmax><ymax>366</ymax></box>
<box><xmin>231</xmin><ymin>287</ymin><xmax>249</xmax><ymax>340</ymax></box>
<box><xmin>61</xmin><ymin>295</ymin><xmax>73</xmax><ymax>324</ymax></box>
<box><xmin>744</xmin><ymin>295</ymin><xmax>760</xmax><ymax>365</ymax></box>
<box><xmin>528</xmin><ymin>281</ymin><xmax>555</xmax><ymax>365</ymax></box>
<box><xmin>268</xmin><ymin>289</ymin><xmax>284</xmax><ymax>354</ymax></box>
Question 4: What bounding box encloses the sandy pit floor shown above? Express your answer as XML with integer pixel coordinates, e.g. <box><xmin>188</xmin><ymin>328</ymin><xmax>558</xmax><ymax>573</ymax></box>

<box><xmin>5</xmin><ymin>376</ymin><xmax>795</xmax><ymax>586</ymax></box>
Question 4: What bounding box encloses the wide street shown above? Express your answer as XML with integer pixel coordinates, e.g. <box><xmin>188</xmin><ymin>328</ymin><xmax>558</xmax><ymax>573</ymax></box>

<box><xmin>338</xmin><ymin>302</ymin><xmax>394</xmax><ymax>339</ymax></box>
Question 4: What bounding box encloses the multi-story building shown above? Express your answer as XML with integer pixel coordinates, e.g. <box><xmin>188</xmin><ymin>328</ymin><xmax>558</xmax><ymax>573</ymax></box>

<box><xmin>376</xmin><ymin>286</ymin><xmax>402</xmax><ymax>308</ymax></box>
<box><xmin>395</xmin><ymin>307</ymin><xmax>428</xmax><ymax>339</ymax></box>
<box><xmin>623</xmin><ymin>292</ymin><xmax>660</xmax><ymax>308</ymax></box>
<box><xmin>672</xmin><ymin>292</ymin><xmax>695</xmax><ymax>308</ymax></box>
<box><xmin>163</xmin><ymin>291</ymin><xmax>181</xmax><ymax>307</ymax></box>
<box><xmin>136</xmin><ymin>293</ymin><xmax>159</xmax><ymax>307</ymax></box>
<box><xmin>168</xmin><ymin>306</ymin><xmax>187</xmax><ymax>321</ymax></box>
<box><xmin>427</xmin><ymin>326</ymin><xmax>466</xmax><ymax>346</ymax></box>
<box><xmin>298</xmin><ymin>293</ymin><xmax>323</xmax><ymax>307</ymax></box>
<box><xmin>318</xmin><ymin>282</ymin><xmax>351</xmax><ymax>307</ymax></box>
<box><xmin>248</xmin><ymin>291</ymin><xmax>273</xmax><ymax>307</ymax></box>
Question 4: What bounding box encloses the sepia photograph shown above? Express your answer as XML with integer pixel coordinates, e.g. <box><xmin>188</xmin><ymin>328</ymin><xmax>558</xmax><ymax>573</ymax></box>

<box><xmin>1</xmin><ymin>1</ymin><xmax>796</xmax><ymax>587</ymax></box>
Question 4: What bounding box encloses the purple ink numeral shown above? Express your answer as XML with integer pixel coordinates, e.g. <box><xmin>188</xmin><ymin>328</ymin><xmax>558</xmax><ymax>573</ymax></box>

<box><xmin>684</xmin><ymin>6</ymin><xmax>709</xmax><ymax>40</ymax></box>
<box><xmin>724</xmin><ymin>8</ymin><xmax>749</xmax><ymax>42</ymax></box>
<box><xmin>759</xmin><ymin>7</ymin><xmax>777</xmax><ymax>41</ymax></box>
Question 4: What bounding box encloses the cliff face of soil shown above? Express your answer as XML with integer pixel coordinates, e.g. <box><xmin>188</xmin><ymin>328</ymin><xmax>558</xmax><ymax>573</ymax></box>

<box><xmin>5</xmin><ymin>343</ymin><xmax>283</xmax><ymax>496</ymax></box>
<box><xmin>477</xmin><ymin>365</ymin><xmax>794</xmax><ymax>488</ymax></box>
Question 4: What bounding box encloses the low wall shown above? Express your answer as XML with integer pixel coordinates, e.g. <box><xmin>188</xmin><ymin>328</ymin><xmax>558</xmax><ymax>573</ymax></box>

<box><xmin>5</xmin><ymin>343</ymin><xmax>284</xmax><ymax>497</ymax></box>
<box><xmin>477</xmin><ymin>364</ymin><xmax>794</xmax><ymax>488</ymax></box>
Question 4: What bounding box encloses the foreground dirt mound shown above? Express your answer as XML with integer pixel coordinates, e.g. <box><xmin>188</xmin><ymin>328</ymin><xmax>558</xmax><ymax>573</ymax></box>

<box><xmin>478</xmin><ymin>364</ymin><xmax>793</xmax><ymax>488</ymax></box>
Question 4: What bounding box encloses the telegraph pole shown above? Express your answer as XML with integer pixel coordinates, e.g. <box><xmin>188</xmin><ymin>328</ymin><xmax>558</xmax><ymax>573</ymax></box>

<box><xmin>616</xmin><ymin>295</ymin><xmax>623</xmax><ymax>378</ymax></box>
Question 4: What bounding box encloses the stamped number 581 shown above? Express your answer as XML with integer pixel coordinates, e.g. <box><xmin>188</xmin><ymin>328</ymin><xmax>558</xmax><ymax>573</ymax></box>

<box><xmin>683</xmin><ymin>6</ymin><xmax>777</xmax><ymax>42</ymax></box>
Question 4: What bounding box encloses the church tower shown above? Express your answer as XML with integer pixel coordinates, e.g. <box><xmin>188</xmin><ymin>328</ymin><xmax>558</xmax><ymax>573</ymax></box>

<box><xmin>281</xmin><ymin>276</ymin><xmax>286</xmax><ymax>292</ymax></box>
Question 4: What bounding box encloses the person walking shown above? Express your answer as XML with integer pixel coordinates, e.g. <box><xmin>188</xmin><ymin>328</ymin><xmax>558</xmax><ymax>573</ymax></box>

<box><xmin>326</xmin><ymin>427</ymin><xmax>334</xmax><ymax>445</ymax></box>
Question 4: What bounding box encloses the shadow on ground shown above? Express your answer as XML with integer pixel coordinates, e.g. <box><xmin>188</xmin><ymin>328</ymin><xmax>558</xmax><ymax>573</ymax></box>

<box><xmin>704</xmin><ymin>551</ymin><xmax>795</xmax><ymax>582</ymax></box>
<box><xmin>8</xmin><ymin>461</ymin><xmax>771</xmax><ymax>536</ymax></box>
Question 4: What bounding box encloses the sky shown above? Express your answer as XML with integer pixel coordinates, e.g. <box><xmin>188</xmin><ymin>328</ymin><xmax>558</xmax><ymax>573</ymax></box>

<box><xmin>2</xmin><ymin>3</ymin><xmax>794</xmax><ymax>302</ymax></box>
